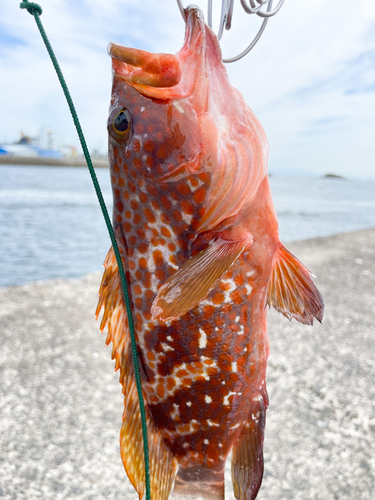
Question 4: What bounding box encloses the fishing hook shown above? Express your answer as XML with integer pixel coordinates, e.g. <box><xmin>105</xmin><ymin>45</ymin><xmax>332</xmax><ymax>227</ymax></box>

<box><xmin>176</xmin><ymin>0</ymin><xmax>285</xmax><ymax>62</ymax></box>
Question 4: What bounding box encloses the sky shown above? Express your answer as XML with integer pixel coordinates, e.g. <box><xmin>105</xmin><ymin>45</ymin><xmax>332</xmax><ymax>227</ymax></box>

<box><xmin>1</xmin><ymin>0</ymin><xmax>375</xmax><ymax>179</ymax></box>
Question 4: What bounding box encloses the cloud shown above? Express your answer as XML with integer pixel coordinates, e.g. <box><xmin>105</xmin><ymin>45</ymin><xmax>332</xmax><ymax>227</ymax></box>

<box><xmin>344</xmin><ymin>49</ymin><xmax>375</xmax><ymax>95</ymax></box>
<box><xmin>1</xmin><ymin>0</ymin><xmax>374</xmax><ymax>178</ymax></box>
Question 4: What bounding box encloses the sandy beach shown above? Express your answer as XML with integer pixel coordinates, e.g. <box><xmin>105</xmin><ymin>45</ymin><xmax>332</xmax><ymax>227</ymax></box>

<box><xmin>1</xmin><ymin>228</ymin><xmax>374</xmax><ymax>500</ymax></box>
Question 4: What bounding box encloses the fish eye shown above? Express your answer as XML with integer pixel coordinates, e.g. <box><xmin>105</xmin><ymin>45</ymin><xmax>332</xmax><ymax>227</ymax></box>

<box><xmin>108</xmin><ymin>106</ymin><xmax>132</xmax><ymax>141</ymax></box>
<box><xmin>114</xmin><ymin>109</ymin><xmax>130</xmax><ymax>133</ymax></box>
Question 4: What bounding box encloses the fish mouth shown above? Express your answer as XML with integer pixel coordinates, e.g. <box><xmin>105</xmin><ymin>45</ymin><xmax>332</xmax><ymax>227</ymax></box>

<box><xmin>108</xmin><ymin>45</ymin><xmax>181</xmax><ymax>88</ymax></box>
<box><xmin>108</xmin><ymin>6</ymin><xmax>206</xmax><ymax>99</ymax></box>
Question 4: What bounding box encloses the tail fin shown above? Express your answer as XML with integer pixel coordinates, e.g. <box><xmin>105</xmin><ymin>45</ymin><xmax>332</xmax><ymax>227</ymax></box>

<box><xmin>97</xmin><ymin>247</ymin><xmax>178</xmax><ymax>500</ymax></box>
<box><xmin>171</xmin><ymin>474</ymin><xmax>225</xmax><ymax>500</ymax></box>
<box><xmin>266</xmin><ymin>243</ymin><xmax>324</xmax><ymax>325</ymax></box>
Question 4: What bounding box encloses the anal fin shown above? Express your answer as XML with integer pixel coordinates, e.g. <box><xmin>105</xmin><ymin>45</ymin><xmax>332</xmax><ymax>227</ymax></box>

<box><xmin>266</xmin><ymin>243</ymin><xmax>324</xmax><ymax>325</ymax></box>
<box><xmin>231</xmin><ymin>396</ymin><xmax>267</xmax><ymax>500</ymax></box>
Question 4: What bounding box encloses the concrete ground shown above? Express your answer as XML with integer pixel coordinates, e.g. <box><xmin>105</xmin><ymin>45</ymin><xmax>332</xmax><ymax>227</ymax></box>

<box><xmin>1</xmin><ymin>228</ymin><xmax>374</xmax><ymax>500</ymax></box>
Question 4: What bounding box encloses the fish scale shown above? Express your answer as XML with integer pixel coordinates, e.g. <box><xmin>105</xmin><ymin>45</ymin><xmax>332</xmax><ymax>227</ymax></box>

<box><xmin>111</xmin><ymin>122</ymin><xmax>264</xmax><ymax>471</ymax></box>
<box><xmin>97</xmin><ymin>6</ymin><xmax>324</xmax><ymax>500</ymax></box>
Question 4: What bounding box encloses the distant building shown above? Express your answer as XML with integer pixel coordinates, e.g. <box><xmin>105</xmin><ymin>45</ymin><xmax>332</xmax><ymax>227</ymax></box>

<box><xmin>0</xmin><ymin>132</ymin><xmax>77</xmax><ymax>159</ymax></box>
<box><xmin>16</xmin><ymin>133</ymin><xmax>35</xmax><ymax>145</ymax></box>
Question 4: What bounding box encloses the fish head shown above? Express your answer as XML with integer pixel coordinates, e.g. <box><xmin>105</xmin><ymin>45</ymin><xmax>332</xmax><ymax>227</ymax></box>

<box><xmin>107</xmin><ymin>6</ymin><xmax>217</xmax><ymax>185</ymax></box>
<box><xmin>108</xmin><ymin>5</ymin><xmax>268</xmax><ymax>233</ymax></box>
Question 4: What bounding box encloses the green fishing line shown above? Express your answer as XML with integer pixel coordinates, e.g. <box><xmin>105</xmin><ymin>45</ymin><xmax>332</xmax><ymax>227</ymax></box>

<box><xmin>19</xmin><ymin>2</ymin><xmax>151</xmax><ymax>498</ymax></box>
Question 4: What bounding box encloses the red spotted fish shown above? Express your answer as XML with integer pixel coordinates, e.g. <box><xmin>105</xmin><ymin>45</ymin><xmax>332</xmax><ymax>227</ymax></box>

<box><xmin>96</xmin><ymin>6</ymin><xmax>324</xmax><ymax>500</ymax></box>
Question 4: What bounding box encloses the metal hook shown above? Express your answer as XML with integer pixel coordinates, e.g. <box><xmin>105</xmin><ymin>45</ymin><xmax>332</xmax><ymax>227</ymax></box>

<box><xmin>176</xmin><ymin>0</ymin><xmax>285</xmax><ymax>62</ymax></box>
<box><xmin>241</xmin><ymin>0</ymin><xmax>285</xmax><ymax>17</ymax></box>
<box><xmin>176</xmin><ymin>0</ymin><xmax>186</xmax><ymax>22</ymax></box>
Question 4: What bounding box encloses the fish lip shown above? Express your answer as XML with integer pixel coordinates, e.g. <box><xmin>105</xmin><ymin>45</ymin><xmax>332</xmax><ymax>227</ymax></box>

<box><xmin>107</xmin><ymin>44</ymin><xmax>181</xmax><ymax>88</ymax></box>
<box><xmin>108</xmin><ymin>5</ymin><xmax>206</xmax><ymax>91</ymax></box>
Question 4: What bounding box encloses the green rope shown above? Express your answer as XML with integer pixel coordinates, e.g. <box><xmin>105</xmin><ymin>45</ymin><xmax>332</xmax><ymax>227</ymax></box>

<box><xmin>20</xmin><ymin>2</ymin><xmax>151</xmax><ymax>498</ymax></box>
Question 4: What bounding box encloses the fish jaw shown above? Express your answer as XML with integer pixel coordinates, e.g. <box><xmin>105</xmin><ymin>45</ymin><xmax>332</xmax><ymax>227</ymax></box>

<box><xmin>108</xmin><ymin>44</ymin><xmax>181</xmax><ymax>88</ymax></box>
<box><xmin>108</xmin><ymin>6</ymin><xmax>209</xmax><ymax>102</ymax></box>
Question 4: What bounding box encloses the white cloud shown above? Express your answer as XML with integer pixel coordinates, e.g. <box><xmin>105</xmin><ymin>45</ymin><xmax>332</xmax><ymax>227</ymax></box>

<box><xmin>1</xmin><ymin>0</ymin><xmax>374</xmax><ymax>178</ymax></box>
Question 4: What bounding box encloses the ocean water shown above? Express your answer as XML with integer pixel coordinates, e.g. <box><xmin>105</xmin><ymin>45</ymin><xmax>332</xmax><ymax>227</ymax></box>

<box><xmin>0</xmin><ymin>165</ymin><xmax>374</xmax><ymax>288</ymax></box>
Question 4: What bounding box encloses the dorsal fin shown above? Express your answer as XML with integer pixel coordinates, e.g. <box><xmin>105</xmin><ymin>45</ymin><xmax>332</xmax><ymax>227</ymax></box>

<box><xmin>96</xmin><ymin>247</ymin><xmax>178</xmax><ymax>500</ymax></box>
<box><xmin>266</xmin><ymin>243</ymin><xmax>324</xmax><ymax>325</ymax></box>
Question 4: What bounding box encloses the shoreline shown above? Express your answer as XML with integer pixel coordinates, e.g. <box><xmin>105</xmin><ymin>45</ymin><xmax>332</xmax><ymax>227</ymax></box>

<box><xmin>1</xmin><ymin>227</ymin><xmax>374</xmax><ymax>499</ymax></box>
<box><xmin>0</xmin><ymin>155</ymin><xmax>108</xmax><ymax>168</ymax></box>
<box><xmin>1</xmin><ymin>225</ymin><xmax>374</xmax><ymax>290</ymax></box>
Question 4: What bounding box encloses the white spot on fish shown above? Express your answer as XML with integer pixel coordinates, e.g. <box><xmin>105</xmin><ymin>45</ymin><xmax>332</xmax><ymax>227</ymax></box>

<box><xmin>173</xmin><ymin>420</ymin><xmax>200</xmax><ymax>437</ymax></box>
<box><xmin>246</xmin><ymin>270</ymin><xmax>255</xmax><ymax>277</ymax></box>
<box><xmin>231</xmin><ymin>361</ymin><xmax>237</xmax><ymax>373</ymax></box>
<box><xmin>161</xmin><ymin>342</ymin><xmax>174</xmax><ymax>352</ymax></box>
<box><xmin>186</xmin><ymin>401</ymin><xmax>192</xmax><ymax>407</ymax></box>
<box><xmin>140</xmin><ymin>106</ymin><xmax>145</xmax><ymax>112</ymax></box>
<box><xmin>171</xmin><ymin>403</ymin><xmax>180</xmax><ymax>421</ymax></box>
<box><xmin>148</xmin><ymin>254</ymin><xmax>156</xmax><ymax>272</ymax></box>
<box><xmin>222</xmin><ymin>278</ymin><xmax>236</xmax><ymax>303</ymax></box>
<box><xmin>230</xmin><ymin>422</ymin><xmax>241</xmax><ymax>429</ymax></box>
<box><xmin>223</xmin><ymin>391</ymin><xmax>239</xmax><ymax>405</ymax></box>
<box><xmin>199</xmin><ymin>328</ymin><xmax>207</xmax><ymax>349</ymax></box>
<box><xmin>169</xmin><ymin>257</ymin><xmax>179</xmax><ymax>270</ymax></box>
<box><xmin>205</xmin><ymin>395</ymin><xmax>212</xmax><ymax>404</ymax></box>
<box><xmin>186</xmin><ymin>176</ymin><xmax>204</xmax><ymax>192</ymax></box>
<box><xmin>204</xmin><ymin>439</ymin><xmax>209</xmax><ymax>445</ymax></box>
<box><xmin>173</xmin><ymin>101</ymin><xmax>185</xmax><ymax>113</ymax></box>
<box><xmin>207</xmin><ymin>419</ymin><xmax>219</xmax><ymax>427</ymax></box>
<box><xmin>245</xmin><ymin>284</ymin><xmax>252</xmax><ymax>294</ymax></box>
<box><xmin>235</xmin><ymin>316</ymin><xmax>240</xmax><ymax>322</ymax></box>
<box><xmin>182</xmin><ymin>212</ymin><xmax>193</xmax><ymax>225</ymax></box>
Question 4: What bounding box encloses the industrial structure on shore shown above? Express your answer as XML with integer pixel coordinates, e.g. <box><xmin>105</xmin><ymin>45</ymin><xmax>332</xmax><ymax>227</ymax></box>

<box><xmin>0</xmin><ymin>131</ymin><xmax>77</xmax><ymax>159</ymax></box>
<box><xmin>0</xmin><ymin>132</ymin><xmax>108</xmax><ymax>168</ymax></box>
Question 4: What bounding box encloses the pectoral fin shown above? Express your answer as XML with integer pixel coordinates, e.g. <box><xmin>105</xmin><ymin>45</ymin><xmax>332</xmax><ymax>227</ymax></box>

<box><xmin>266</xmin><ymin>243</ymin><xmax>324</xmax><ymax>325</ymax></box>
<box><xmin>151</xmin><ymin>235</ymin><xmax>252</xmax><ymax>322</ymax></box>
<box><xmin>231</xmin><ymin>396</ymin><xmax>267</xmax><ymax>500</ymax></box>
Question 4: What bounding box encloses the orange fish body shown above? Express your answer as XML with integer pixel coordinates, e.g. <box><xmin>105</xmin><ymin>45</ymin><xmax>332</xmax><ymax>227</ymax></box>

<box><xmin>97</xmin><ymin>7</ymin><xmax>323</xmax><ymax>500</ymax></box>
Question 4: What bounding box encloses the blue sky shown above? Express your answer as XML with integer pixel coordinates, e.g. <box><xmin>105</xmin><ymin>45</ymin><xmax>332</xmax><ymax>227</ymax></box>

<box><xmin>1</xmin><ymin>0</ymin><xmax>375</xmax><ymax>179</ymax></box>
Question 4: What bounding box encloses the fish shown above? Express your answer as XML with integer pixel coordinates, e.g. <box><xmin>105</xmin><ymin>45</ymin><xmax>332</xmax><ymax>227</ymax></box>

<box><xmin>96</xmin><ymin>6</ymin><xmax>324</xmax><ymax>500</ymax></box>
